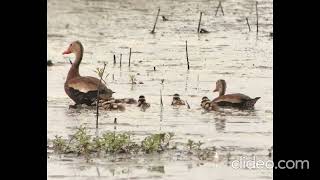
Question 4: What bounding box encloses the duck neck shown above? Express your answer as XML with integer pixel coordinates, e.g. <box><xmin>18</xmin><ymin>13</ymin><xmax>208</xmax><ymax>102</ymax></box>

<box><xmin>219</xmin><ymin>84</ymin><xmax>226</xmax><ymax>96</ymax></box>
<box><xmin>66</xmin><ymin>45</ymin><xmax>83</xmax><ymax>81</ymax></box>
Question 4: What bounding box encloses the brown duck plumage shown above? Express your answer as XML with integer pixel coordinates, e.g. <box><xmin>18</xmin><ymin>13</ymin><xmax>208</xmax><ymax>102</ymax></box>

<box><xmin>137</xmin><ymin>95</ymin><xmax>150</xmax><ymax>111</ymax></box>
<box><xmin>171</xmin><ymin>94</ymin><xmax>185</xmax><ymax>106</ymax></box>
<box><xmin>63</xmin><ymin>41</ymin><xmax>114</xmax><ymax>106</ymax></box>
<box><xmin>212</xmin><ymin>79</ymin><xmax>260</xmax><ymax>109</ymax></box>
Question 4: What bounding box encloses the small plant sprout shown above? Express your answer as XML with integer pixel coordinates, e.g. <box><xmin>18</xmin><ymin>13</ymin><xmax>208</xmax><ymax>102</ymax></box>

<box><xmin>52</xmin><ymin>135</ymin><xmax>67</xmax><ymax>153</ymax></box>
<box><xmin>129</xmin><ymin>74</ymin><xmax>137</xmax><ymax>84</ymax></box>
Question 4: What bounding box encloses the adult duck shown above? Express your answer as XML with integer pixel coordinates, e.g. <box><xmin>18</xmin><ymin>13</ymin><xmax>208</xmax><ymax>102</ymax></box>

<box><xmin>63</xmin><ymin>41</ymin><xmax>114</xmax><ymax>107</ymax></box>
<box><xmin>212</xmin><ymin>79</ymin><xmax>260</xmax><ymax>110</ymax></box>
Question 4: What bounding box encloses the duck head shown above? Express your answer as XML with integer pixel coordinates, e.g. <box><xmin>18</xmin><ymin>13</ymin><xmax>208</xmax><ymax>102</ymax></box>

<box><xmin>173</xmin><ymin>93</ymin><xmax>181</xmax><ymax>101</ymax></box>
<box><xmin>138</xmin><ymin>95</ymin><xmax>146</xmax><ymax>105</ymax></box>
<box><xmin>63</xmin><ymin>41</ymin><xmax>83</xmax><ymax>55</ymax></box>
<box><xmin>202</xmin><ymin>96</ymin><xmax>210</xmax><ymax>101</ymax></box>
<box><xmin>213</xmin><ymin>79</ymin><xmax>226</xmax><ymax>96</ymax></box>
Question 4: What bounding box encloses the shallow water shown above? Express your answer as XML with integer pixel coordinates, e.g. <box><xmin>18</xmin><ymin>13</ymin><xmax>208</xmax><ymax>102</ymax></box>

<box><xmin>47</xmin><ymin>0</ymin><xmax>273</xmax><ymax>179</ymax></box>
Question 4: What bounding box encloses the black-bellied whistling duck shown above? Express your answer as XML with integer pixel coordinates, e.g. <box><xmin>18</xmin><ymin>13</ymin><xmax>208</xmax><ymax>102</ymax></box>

<box><xmin>212</xmin><ymin>79</ymin><xmax>260</xmax><ymax>110</ymax></box>
<box><xmin>137</xmin><ymin>95</ymin><xmax>150</xmax><ymax>111</ymax></box>
<box><xmin>62</xmin><ymin>41</ymin><xmax>114</xmax><ymax>107</ymax></box>
<box><xmin>171</xmin><ymin>94</ymin><xmax>185</xmax><ymax>106</ymax></box>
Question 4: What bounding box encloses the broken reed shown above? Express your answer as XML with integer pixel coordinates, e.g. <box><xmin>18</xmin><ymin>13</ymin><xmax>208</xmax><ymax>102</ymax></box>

<box><xmin>96</xmin><ymin>62</ymin><xmax>107</xmax><ymax>129</ymax></box>
<box><xmin>128</xmin><ymin>48</ymin><xmax>131</xmax><ymax>67</ymax></box>
<box><xmin>246</xmin><ymin>17</ymin><xmax>251</xmax><ymax>32</ymax></box>
<box><xmin>256</xmin><ymin>1</ymin><xmax>259</xmax><ymax>33</ymax></box>
<box><xmin>186</xmin><ymin>40</ymin><xmax>190</xmax><ymax>70</ymax></box>
<box><xmin>113</xmin><ymin>54</ymin><xmax>116</xmax><ymax>64</ymax></box>
<box><xmin>215</xmin><ymin>1</ymin><xmax>224</xmax><ymax>16</ymax></box>
<box><xmin>160</xmin><ymin>89</ymin><xmax>163</xmax><ymax>107</ymax></box>
<box><xmin>197</xmin><ymin>12</ymin><xmax>202</xmax><ymax>33</ymax></box>
<box><xmin>151</xmin><ymin>8</ymin><xmax>161</xmax><ymax>34</ymax></box>
<box><xmin>120</xmin><ymin>54</ymin><xmax>122</xmax><ymax>68</ymax></box>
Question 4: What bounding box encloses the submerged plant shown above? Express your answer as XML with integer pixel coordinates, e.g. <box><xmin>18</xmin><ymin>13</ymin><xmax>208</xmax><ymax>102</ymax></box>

<box><xmin>141</xmin><ymin>133</ymin><xmax>174</xmax><ymax>153</ymax></box>
<box><xmin>52</xmin><ymin>135</ymin><xmax>67</xmax><ymax>153</ymax></box>
<box><xmin>129</xmin><ymin>74</ymin><xmax>137</xmax><ymax>84</ymax></box>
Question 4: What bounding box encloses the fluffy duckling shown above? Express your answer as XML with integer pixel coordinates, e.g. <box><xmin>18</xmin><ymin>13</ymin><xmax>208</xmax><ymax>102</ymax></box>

<box><xmin>171</xmin><ymin>93</ymin><xmax>185</xmax><ymax>106</ymax></box>
<box><xmin>137</xmin><ymin>95</ymin><xmax>150</xmax><ymax>110</ymax></box>
<box><xmin>97</xmin><ymin>99</ymin><xmax>125</xmax><ymax>111</ymax></box>
<box><xmin>212</xmin><ymin>79</ymin><xmax>260</xmax><ymax>110</ymax></box>
<box><xmin>114</xmin><ymin>98</ymin><xmax>137</xmax><ymax>104</ymax></box>
<box><xmin>201</xmin><ymin>96</ymin><xmax>210</xmax><ymax>108</ymax></box>
<box><xmin>201</xmin><ymin>96</ymin><xmax>219</xmax><ymax>111</ymax></box>
<box><xmin>203</xmin><ymin>101</ymin><xmax>220</xmax><ymax>111</ymax></box>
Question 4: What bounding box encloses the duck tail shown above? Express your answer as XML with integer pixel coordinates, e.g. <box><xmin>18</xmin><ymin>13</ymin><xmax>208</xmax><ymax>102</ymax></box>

<box><xmin>250</xmin><ymin>97</ymin><xmax>261</xmax><ymax>106</ymax></box>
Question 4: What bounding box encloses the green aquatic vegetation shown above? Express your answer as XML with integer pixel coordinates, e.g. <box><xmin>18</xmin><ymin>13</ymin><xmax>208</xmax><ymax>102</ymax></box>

<box><xmin>100</xmin><ymin>132</ymin><xmax>135</xmax><ymax>153</ymax></box>
<box><xmin>50</xmin><ymin>126</ymin><xmax>220</xmax><ymax>162</ymax></box>
<box><xmin>141</xmin><ymin>133</ymin><xmax>174</xmax><ymax>153</ymax></box>
<box><xmin>52</xmin><ymin>135</ymin><xmax>67</xmax><ymax>153</ymax></box>
<box><xmin>186</xmin><ymin>139</ymin><xmax>196</xmax><ymax>152</ymax></box>
<box><xmin>129</xmin><ymin>74</ymin><xmax>137</xmax><ymax>84</ymax></box>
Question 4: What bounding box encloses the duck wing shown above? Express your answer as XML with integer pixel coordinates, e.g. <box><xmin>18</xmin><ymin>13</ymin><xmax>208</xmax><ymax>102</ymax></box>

<box><xmin>67</xmin><ymin>76</ymin><xmax>111</xmax><ymax>93</ymax></box>
<box><xmin>212</xmin><ymin>93</ymin><xmax>251</xmax><ymax>103</ymax></box>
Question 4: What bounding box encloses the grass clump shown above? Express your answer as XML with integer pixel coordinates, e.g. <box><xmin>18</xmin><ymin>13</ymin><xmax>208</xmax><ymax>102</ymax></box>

<box><xmin>141</xmin><ymin>133</ymin><xmax>175</xmax><ymax>153</ymax></box>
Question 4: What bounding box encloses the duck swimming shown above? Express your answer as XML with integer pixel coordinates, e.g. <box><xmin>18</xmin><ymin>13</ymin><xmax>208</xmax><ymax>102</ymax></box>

<box><xmin>171</xmin><ymin>94</ymin><xmax>185</xmax><ymax>106</ymax></box>
<box><xmin>201</xmin><ymin>96</ymin><xmax>219</xmax><ymax>111</ymax></box>
<box><xmin>63</xmin><ymin>41</ymin><xmax>114</xmax><ymax>108</ymax></box>
<box><xmin>98</xmin><ymin>99</ymin><xmax>125</xmax><ymax>111</ymax></box>
<box><xmin>212</xmin><ymin>79</ymin><xmax>260</xmax><ymax>110</ymax></box>
<box><xmin>137</xmin><ymin>95</ymin><xmax>150</xmax><ymax>110</ymax></box>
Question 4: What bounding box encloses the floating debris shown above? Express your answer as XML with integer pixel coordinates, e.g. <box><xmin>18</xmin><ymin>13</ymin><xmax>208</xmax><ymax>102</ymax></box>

<box><xmin>162</xmin><ymin>15</ymin><xmax>168</xmax><ymax>21</ymax></box>
<box><xmin>47</xmin><ymin>60</ymin><xmax>54</xmax><ymax>66</ymax></box>
<box><xmin>200</xmin><ymin>28</ymin><xmax>209</xmax><ymax>33</ymax></box>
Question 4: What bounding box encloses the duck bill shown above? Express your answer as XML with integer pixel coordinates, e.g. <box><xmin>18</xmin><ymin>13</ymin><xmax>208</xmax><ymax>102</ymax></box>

<box><xmin>213</xmin><ymin>88</ymin><xmax>218</xmax><ymax>92</ymax></box>
<box><xmin>62</xmin><ymin>49</ymin><xmax>72</xmax><ymax>55</ymax></box>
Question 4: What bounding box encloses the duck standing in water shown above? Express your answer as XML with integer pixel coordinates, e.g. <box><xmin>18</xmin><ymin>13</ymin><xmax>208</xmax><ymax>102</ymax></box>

<box><xmin>62</xmin><ymin>41</ymin><xmax>114</xmax><ymax>108</ymax></box>
<box><xmin>137</xmin><ymin>95</ymin><xmax>150</xmax><ymax>111</ymax></box>
<box><xmin>171</xmin><ymin>94</ymin><xmax>185</xmax><ymax>106</ymax></box>
<box><xmin>212</xmin><ymin>79</ymin><xmax>260</xmax><ymax>110</ymax></box>
<box><xmin>201</xmin><ymin>96</ymin><xmax>219</xmax><ymax>111</ymax></box>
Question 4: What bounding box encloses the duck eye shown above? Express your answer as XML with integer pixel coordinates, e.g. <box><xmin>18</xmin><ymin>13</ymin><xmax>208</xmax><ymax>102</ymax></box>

<box><xmin>70</xmin><ymin>44</ymin><xmax>72</xmax><ymax>47</ymax></box>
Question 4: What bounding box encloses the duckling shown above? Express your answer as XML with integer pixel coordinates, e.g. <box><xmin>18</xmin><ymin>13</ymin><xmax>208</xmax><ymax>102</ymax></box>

<box><xmin>97</xmin><ymin>99</ymin><xmax>125</xmax><ymax>111</ymax></box>
<box><xmin>171</xmin><ymin>93</ymin><xmax>185</xmax><ymax>106</ymax></box>
<box><xmin>137</xmin><ymin>95</ymin><xmax>150</xmax><ymax>110</ymax></box>
<box><xmin>203</xmin><ymin>101</ymin><xmax>220</xmax><ymax>111</ymax></box>
<box><xmin>114</xmin><ymin>98</ymin><xmax>137</xmax><ymax>104</ymax></box>
<box><xmin>212</xmin><ymin>79</ymin><xmax>260</xmax><ymax>110</ymax></box>
<box><xmin>102</xmin><ymin>102</ymin><xmax>125</xmax><ymax>111</ymax></box>
<box><xmin>201</xmin><ymin>96</ymin><xmax>210</xmax><ymax>108</ymax></box>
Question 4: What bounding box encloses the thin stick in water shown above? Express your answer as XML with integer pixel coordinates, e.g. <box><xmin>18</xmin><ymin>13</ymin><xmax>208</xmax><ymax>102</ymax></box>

<box><xmin>96</xmin><ymin>62</ymin><xmax>107</xmax><ymax>129</ymax></box>
<box><xmin>256</xmin><ymin>1</ymin><xmax>259</xmax><ymax>33</ymax></box>
<box><xmin>186</xmin><ymin>40</ymin><xmax>190</xmax><ymax>70</ymax></box>
<box><xmin>151</xmin><ymin>8</ymin><xmax>161</xmax><ymax>34</ymax></box>
<box><xmin>246</xmin><ymin>17</ymin><xmax>251</xmax><ymax>32</ymax></box>
<box><xmin>128</xmin><ymin>48</ymin><xmax>131</xmax><ymax>67</ymax></box>
<box><xmin>215</xmin><ymin>1</ymin><xmax>221</xmax><ymax>16</ymax></box>
<box><xmin>220</xmin><ymin>1</ymin><xmax>224</xmax><ymax>16</ymax></box>
<box><xmin>197</xmin><ymin>12</ymin><xmax>203</xmax><ymax>33</ymax></box>
<box><xmin>186</xmin><ymin>100</ymin><xmax>191</xmax><ymax>109</ymax></box>
<box><xmin>160</xmin><ymin>89</ymin><xmax>163</xmax><ymax>107</ymax></box>
<box><xmin>113</xmin><ymin>54</ymin><xmax>116</xmax><ymax>64</ymax></box>
<box><xmin>120</xmin><ymin>54</ymin><xmax>122</xmax><ymax>68</ymax></box>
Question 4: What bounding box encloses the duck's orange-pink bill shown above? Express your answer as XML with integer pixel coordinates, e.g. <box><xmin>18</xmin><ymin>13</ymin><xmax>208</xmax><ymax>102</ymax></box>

<box><xmin>62</xmin><ymin>50</ymin><xmax>71</xmax><ymax>55</ymax></box>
